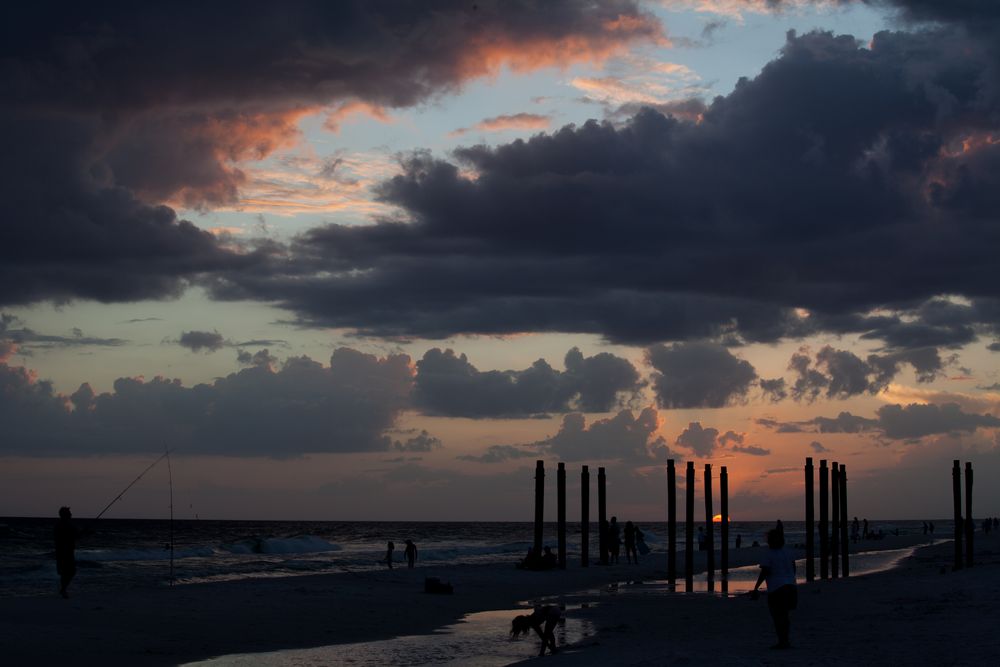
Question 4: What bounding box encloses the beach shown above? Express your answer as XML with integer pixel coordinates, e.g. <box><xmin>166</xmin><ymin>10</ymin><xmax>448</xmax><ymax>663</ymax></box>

<box><xmin>1</xmin><ymin>532</ymin><xmax>998</xmax><ymax>665</ymax></box>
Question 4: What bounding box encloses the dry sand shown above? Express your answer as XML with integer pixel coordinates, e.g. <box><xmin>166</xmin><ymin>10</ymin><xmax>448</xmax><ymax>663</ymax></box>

<box><xmin>1</xmin><ymin>533</ymin><xmax>998</xmax><ymax>665</ymax></box>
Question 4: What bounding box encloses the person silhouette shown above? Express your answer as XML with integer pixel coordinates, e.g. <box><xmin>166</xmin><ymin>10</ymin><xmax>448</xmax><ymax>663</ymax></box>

<box><xmin>736</xmin><ymin>534</ymin><xmax>742</xmax><ymax>549</ymax></box>
<box><xmin>608</xmin><ymin>517</ymin><xmax>621</xmax><ymax>564</ymax></box>
<box><xmin>752</xmin><ymin>528</ymin><xmax>797</xmax><ymax>650</ymax></box>
<box><xmin>385</xmin><ymin>541</ymin><xmax>395</xmax><ymax>569</ymax></box>
<box><xmin>404</xmin><ymin>539</ymin><xmax>417</xmax><ymax>569</ymax></box>
<box><xmin>54</xmin><ymin>506</ymin><xmax>89</xmax><ymax>598</ymax></box>
<box><xmin>624</xmin><ymin>521</ymin><xmax>639</xmax><ymax>564</ymax></box>
<box><xmin>510</xmin><ymin>604</ymin><xmax>561</xmax><ymax>656</ymax></box>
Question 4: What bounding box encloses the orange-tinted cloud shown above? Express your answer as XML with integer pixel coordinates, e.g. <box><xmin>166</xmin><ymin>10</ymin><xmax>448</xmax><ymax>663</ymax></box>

<box><xmin>323</xmin><ymin>101</ymin><xmax>392</xmax><ymax>133</ymax></box>
<box><xmin>450</xmin><ymin>112</ymin><xmax>551</xmax><ymax>137</ymax></box>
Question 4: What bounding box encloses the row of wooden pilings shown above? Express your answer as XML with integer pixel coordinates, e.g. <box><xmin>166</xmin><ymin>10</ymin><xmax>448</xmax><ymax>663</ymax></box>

<box><xmin>532</xmin><ymin>459</ymin><xmax>735</xmax><ymax>587</ymax></box>
<box><xmin>803</xmin><ymin>457</ymin><xmax>850</xmax><ymax>581</ymax></box>
<box><xmin>534</xmin><ymin>458</ymin><xmax>854</xmax><ymax>585</ymax></box>
<box><xmin>952</xmin><ymin>459</ymin><xmax>975</xmax><ymax>570</ymax></box>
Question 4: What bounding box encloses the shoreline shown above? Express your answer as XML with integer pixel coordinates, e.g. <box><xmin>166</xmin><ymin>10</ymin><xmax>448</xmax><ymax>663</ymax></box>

<box><xmin>0</xmin><ymin>533</ymin><xmax>988</xmax><ymax>665</ymax></box>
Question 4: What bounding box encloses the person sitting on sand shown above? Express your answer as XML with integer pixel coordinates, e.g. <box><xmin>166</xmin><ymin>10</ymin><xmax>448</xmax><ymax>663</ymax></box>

<box><xmin>751</xmin><ymin>528</ymin><xmax>797</xmax><ymax>650</ymax></box>
<box><xmin>541</xmin><ymin>546</ymin><xmax>558</xmax><ymax>569</ymax></box>
<box><xmin>385</xmin><ymin>541</ymin><xmax>395</xmax><ymax>569</ymax></box>
<box><xmin>404</xmin><ymin>539</ymin><xmax>417</xmax><ymax>569</ymax></box>
<box><xmin>510</xmin><ymin>604</ymin><xmax>561</xmax><ymax>656</ymax></box>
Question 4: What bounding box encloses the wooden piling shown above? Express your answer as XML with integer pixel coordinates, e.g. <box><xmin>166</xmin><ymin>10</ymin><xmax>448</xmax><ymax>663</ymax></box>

<box><xmin>534</xmin><ymin>461</ymin><xmax>544</xmax><ymax>557</ymax></box>
<box><xmin>819</xmin><ymin>459</ymin><xmax>829</xmax><ymax>579</ymax></box>
<box><xmin>953</xmin><ymin>459</ymin><xmax>963</xmax><ymax>570</ymax></box>
<box><xmin>720</xmin><ymin>465</ymin><xmax>729</xmax><ymax>577</ymax></box>
<box><xmin>805</xmin><ymin>457</ymin><xmax>815</xmax><ymax>581</ymax></box>
<box><xmin>965</xmin><ymin>461</ymin><xmax>974</xmax><ymax>568</ymax></box>
<box><xmin>704</xmin><ymin>464</ymin><xmax>714</xmax><ymax>579</ymax></box>
<box><xmin>557</xmin><ymin>462</ymin><xmax>566</xmax><ymax>570</ymax></box>
<box><xmin>839</xmin><ymin>464</ymin><xmax>849</xmax><ymax>577</ymax></box>
<box><xmin>667</xmin><ymin>460</ymin><xmax>677</xmax><ymax>585</ymax></box>
<box><xmin>831</xmin><ymin>462</ymin><xmax>840</xmax><ymax>579</ymax></box>
<box><xmin>581</xmin><ymin>465</ymin><xmax>590</xmax><ymax>568</ymax></box>
<box><xmin>685</xmin><ymin>461</ymin><xmax>695</xmax><ymax>589</ymax></box>
<box><xmin>598</xmin><ymin>466</ymin><xmax>608</xmax><ymax>566</ymax></box>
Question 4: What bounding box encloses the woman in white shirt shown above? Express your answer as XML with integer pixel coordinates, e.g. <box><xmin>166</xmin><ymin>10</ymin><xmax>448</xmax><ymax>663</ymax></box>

<box><xmin>751</xmin><ymin>527</ymin><xmax>797</xmax><ymax>649</ymax></box>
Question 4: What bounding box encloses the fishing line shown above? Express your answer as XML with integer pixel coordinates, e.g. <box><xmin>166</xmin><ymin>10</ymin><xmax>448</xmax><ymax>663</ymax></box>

<box><xmin>167</xmin><ymin>447</ymin><xmax>174</xmax><ymax>586</ymax></box>
<box><xmin>93</xmin><ymin>450</ymin><xmax>171</xmax><ymax>521</ymax></box>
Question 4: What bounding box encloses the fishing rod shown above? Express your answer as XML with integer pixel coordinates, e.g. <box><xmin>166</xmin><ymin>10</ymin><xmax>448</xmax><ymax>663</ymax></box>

<box><xmin>93</xmin><ymin>450</ymin><xmax>171</xmax><ymax>522</ymax></box>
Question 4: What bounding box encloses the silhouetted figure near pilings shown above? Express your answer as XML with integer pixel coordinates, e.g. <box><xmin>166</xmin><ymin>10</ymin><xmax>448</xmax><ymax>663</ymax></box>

<box><xmin>953</xmin><ymin>460</ymin><xmax>963</xmax><ymax>570</ymax></box>
<box><xmin>685</xmin><ymin>461</ymin><xmax>695</xmax><ymax>589</ymax></box>
<box><xmin>819</xmin><ymin>460</ymin><xmax>829</xmax><ymax>579</ymax></box>
<box><xmin>385</xmin><ymin>540</ymin><xmax>395</xmax><ymax>569</ymax></box>
<box><xmin>404</xmin><ymin>539</ymin><xmax>418</xmax><ymax>569</ymax></box>
<box><xmin>667</xmin><ymin>460</ymin><xmax>677</xmax><ymax>586</ymax></box>
<box><xmin>581</xmin><ymin>465</ymin><xmax>590</xmax><ymax>568</ymax></box>
<box><xmin>598</xmin><ymin>467</ymin><xmax>608</xmax><ymax>565</ymax></box>
<box><xmin>805</xmin><ymin>457</ymin><xmax>815</xmax><ymax>581</ymax></box>
<box><xmin>752</xmin><ymin>528</ymin><xmax>797</xmax><ymax>650</ymax></box>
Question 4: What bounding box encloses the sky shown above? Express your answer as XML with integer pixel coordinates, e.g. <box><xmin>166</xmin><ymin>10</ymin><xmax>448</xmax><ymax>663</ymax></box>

<box><xmin>2</xmin><ymin>0</ymin><xmax>999</xmax><ymax>521</ymax></box>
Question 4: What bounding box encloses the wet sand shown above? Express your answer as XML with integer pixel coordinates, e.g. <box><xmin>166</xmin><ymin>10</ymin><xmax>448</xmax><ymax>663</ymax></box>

<box><xmin>1</xmin><ymin>533</ymin><xmax>995</xmax><ymax>665</ymax></box>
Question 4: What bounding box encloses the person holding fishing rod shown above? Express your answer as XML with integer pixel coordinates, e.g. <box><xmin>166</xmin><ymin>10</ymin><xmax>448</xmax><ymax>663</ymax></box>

<box><xmin>54</xmin><ymin>506</ymin><xmax>92</xmax><ymax>598</ymax></box>
<box><xmin>56</xmin><ymin>450</ymin><xmax>172</xmax><ymax>597</ymax></box>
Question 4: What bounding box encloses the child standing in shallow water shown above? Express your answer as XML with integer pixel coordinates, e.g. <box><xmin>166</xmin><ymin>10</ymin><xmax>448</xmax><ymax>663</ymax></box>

<box><xmin>751</xmin><ymin>528</ymin><xmax>797</xmax><ymax>650</ymax></box>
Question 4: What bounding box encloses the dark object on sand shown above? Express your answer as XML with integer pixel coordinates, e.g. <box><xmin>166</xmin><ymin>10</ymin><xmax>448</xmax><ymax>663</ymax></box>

<box><xmin>424</xmin><ymin>577</ymin><xmax>453</xmax><ymax>594</ymax></box>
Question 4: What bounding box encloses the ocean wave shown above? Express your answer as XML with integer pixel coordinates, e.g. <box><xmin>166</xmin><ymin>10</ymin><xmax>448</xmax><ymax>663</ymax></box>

<box><xmin>220</xmin><ymin>535</ymin><xmax>342</xmax><ymax>555</ymax></box>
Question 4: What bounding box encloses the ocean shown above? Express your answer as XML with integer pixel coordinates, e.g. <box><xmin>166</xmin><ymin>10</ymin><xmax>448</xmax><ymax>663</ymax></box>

<box><xmin>0</xmin><ymin>517</ymin><xmax>940</xmax><ymax>598</ymax></box>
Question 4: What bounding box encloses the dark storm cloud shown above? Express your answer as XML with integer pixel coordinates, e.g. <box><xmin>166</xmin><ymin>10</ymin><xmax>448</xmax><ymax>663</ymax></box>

<box><xmin>875</xmin><ymin>402</ymin><xmax>1000</xmax><ymax>440</ymax></box>
<box><xmin>392</xmin><ymin>430</ymin><xmax>441</xmax><ymax>453</ymax></box>
<box><xmin>212</xmin><ymin>21</ymin><xmax>1000</xmax><ymax>346</ymax></box>
<box><xmin>516</xmin><ymin>408</ymin><xmax>670</xmax><ymax>463</ymax></box>
<box><xmin>2</xmin><ymin>1</ymin><xmax>661</xmax><ymax>305</ymax></box>
<box><xmin>0</xmin><ymin>314</ymin><xmax>127</xmax><ymax>350</ymax></box>
<box><xmin>0</xmin><ymin>348</ymin><xmax>413</xmax><ymax>456</ymax></box>
<box><xmin>810</xmin><ymin>440</ymin><xmax>832</xmax><ymax>453</ymax></box>
<box><xmin>675</xmin><ymin>422</ymin><xmax>769</xmax><ymax>457</ymax></box>
<box><xmin>458</xmin><ymin>444</ymin><xmax>538</xmax><ymax>464</ymax></box>
<box><xmin>178</xmin><ymin>331</ymin><xmax>225</xmax><ymax>353</ymax></box>
<box><xmin>413</xmin><ymin>347</ymin><xmax>642</xmax><ymax>418</ymax></box>
<box><xmin>757</xmin><ymin>401</ymin><xmax>1000</xmax><ymax>441</ymax></box>
<box><xmin>789</xmin><ymin>345</ymin><xmax>948</xmax><ymax>401</ymax></box>
<box><xmin>647</xmin><ymin>342</ymin><xmax>758</xmax><ymax>409</ymax></box>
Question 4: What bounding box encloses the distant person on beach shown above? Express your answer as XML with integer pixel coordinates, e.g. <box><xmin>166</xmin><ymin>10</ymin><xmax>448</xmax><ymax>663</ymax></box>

<box><xmin>775</xmin><ymin>519</ymin><xmax>784</xmax><ymax>537</ymax></box>
<box><xmin>54</xmin><ymin>506</ymin><xmax>89</xmax><ymax>598</ymax></box>
<box><xmin>851</xmin><ymin>517</ymin><xmax>860</xmax><ymax>543</ymax></box>
<box><xmin>929</xmin><ymin>521</ymin><xmax>934</xmax><ymax>535</ymax></box>
<box><xmin>751</xmin><ymin>528</ymin><xmax>797</xmax><ymax>650</ymax></box>
<box><xmin>736</xmin><ymin>534</ymin><xmax>742</xmax><ymax>549</ymax></box>
<box><xmin>609</xmin><ymin>517</ymin><xmax>621</xmax><ymax>564</ymax></box>
<box><xmin>404</xmin><ymin>539</ymin><xmax>417</xmax><ymax>569</ymax></box>
<box><xmin>624</xmin><ymin>521</ymin><xmax>639</xmax><ymax>564</ymax></box>
<box><xmin>511</xmin><ymin>604</ymin><xmax>561</xmax><ymax>656</ymax></box>
<box><xmin>863</xmin><ymin>518</ymin><xmax>869</xmax><ymax>539</ymax></box>
<box><xmin>923</xmin><ymin>521</ymin><xmax>928</xmax><ymax>535</ymax></box>
<box><xmin>385</xmin><ymin>541</ymin><xmax>395</xmax><ymax>569</ymax></box>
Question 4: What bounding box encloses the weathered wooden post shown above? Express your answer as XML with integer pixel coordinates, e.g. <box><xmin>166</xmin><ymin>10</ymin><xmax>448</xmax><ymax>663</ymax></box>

<box><xmin>667</xmin><ymin>459</ymin><xmax>677</xmax><ymax>586</ymax></box>
<box><xmin>805</xmin><ymin>457</ymin><xmax>815</xmax><ymax>581</ymax></box>
<box><xmin>840</xmin><ymin>464</ymin><xmax>849</xmax><ymax>577</ymax></box>
<box><xmin>704</xmin><ymin>464</ymin><xmax>714</xmax><ymax>579</ymax></box>
<box><xmin>534</xmin><ymin>461</ymin><xmax>545</xmax><ymax>557</ymax></box>
<box><xmin>557</xmin><ymin>462</ymin><xmax>566</xmax><ymax>570</ymax></box>
<box><xmin>581</xmin><ymin>465</ymin><xmax>590</xmax><ymax>568</ymax></box>
<box><xmin>685</xmin><ymin>461</ymin><xmax>695</xmax><ymax>589</ymax></box>
<box><xmin>953</xmin><ymin>459</ymin><xmax>963</xmax><ymax>570</ymax></box>
<box><xmin>965</xmin><ymin>461</ymin><xmax>974</xmax><ymax>568</ymax></box>
<box><xmin>720</xmin><ymin>465</ymin><xmax>729</xmax><ymax>578</ymax></box>
<box><xmin>819</xmin><ymin>459</ymin><xmax>829</xmax><ymax>579</ymax></box>
<box><xmin>831</xmin><ymin>462</ymin><xmax>840</xmax><ymax>578</ymax></box>
<box><xmin>598</xmin><ymin>466</ymin><xmax>608</xmax><ymax>566</ymax></box>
